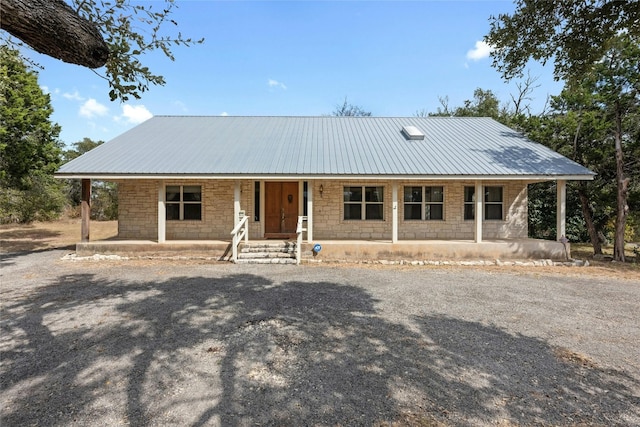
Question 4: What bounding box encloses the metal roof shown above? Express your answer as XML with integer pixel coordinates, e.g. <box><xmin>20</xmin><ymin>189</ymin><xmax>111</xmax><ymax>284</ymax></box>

<box><xmin>56</xmin><ymin>116</ymin><xmax>595</xmax><ymax>180</ymax></box>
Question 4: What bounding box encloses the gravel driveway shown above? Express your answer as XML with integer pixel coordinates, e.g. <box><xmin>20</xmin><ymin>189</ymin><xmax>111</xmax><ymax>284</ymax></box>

<box><xmin>1</xmin><ymin>250</ymin><xmax>639</xmax><ymax>426</ymax></box>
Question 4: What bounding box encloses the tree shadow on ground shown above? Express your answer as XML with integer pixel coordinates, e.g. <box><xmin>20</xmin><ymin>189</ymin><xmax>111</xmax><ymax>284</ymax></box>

<box><xmin>0</xmin><ymin>228</ymin><xmax>64</xmax><ymax>255</ymax></box>
<box><xmin>1</xmin><ymin>272</ymin><xmax>638</xmax><ymax>426</ymax></box>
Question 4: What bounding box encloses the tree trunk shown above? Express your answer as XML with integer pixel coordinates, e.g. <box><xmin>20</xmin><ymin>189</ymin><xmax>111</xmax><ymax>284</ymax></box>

<box><xmin>0</xmin><ymin>0</ymin><xmax>108</xmax><ymax>68</ymax></box>
<box><xmin>613</xmin><ymin>108</ymin><xmax>628</xmax><ymax>262</ymax></box>
<box><xmin>577</xmin><ymin>183</ymin><xmax>602</xmax><ymax>255</ymax></box>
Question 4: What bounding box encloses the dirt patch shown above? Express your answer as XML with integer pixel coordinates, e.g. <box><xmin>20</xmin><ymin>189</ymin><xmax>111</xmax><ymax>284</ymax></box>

<box><xmin>0</xmin><ymin>219</ymin><xmax>117</xmax><ymax>253</ymax></box>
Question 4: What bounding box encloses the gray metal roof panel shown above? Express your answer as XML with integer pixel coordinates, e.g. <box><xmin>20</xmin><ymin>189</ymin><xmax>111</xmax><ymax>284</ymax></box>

<box><xmin>57</xmin><ymin>116</ymin><xmax>595</xmax><ymax>178</ymax></box>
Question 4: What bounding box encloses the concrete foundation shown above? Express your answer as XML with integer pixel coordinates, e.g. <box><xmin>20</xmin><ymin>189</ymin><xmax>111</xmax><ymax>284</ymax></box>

<box><xmin>75</xmin><ymin>238</ymin><xmax>570</xmax><ymax>262</ymax></box>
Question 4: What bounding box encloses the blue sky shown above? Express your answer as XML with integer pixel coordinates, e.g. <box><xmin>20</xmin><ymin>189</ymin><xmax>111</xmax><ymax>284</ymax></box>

<box><xmin>30</xmin><ymin>0</ymin><xmax>562</xmax><ymax>147</ymax></box>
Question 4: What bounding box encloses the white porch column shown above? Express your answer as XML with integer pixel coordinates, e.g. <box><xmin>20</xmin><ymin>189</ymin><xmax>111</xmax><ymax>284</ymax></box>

<box><xmin>392</xmin><ymin>183</ymin><xmax>398</xmax><ymax>243</ymax></box>
<box><xmin>234</xmin><ymin>180</ymin><xmax>241</xmax><ymax>225</ymax></box>
<box><xmin>157</xmin><ymin>181</ymin><xmax>166</xmax><ymax>243</ymax></box>
<box><xmin>307</xmin><ymin>182</ymin><xmax>313</xmax><ymax>242</ymax></box>
<box><xmin>557</xmin><ymin>179</ymin><xmax>567</xmax><ymax>240</ymax></box>
<box><xmin>474</xmin><ymin>181</ymin><xmax>483</xmax><ymax>243</ymax></box>
<box><xmin>81</xmin><ymin>179</ymin><xmax>91</xmax><ymax>242</ymax></box>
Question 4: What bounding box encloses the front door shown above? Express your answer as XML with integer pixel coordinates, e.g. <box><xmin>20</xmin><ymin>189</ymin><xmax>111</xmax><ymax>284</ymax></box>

<box><xmin>265</xmin><ymin>182</ymin><xmax>298</xmax><ymax>238</ymax></box>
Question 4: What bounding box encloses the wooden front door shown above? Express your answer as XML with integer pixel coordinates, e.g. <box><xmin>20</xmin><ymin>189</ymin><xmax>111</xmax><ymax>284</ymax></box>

<box><xmin>265</xmin><ymin>182</ymin><xmax>298</xmax><ymax>238</ymax></box>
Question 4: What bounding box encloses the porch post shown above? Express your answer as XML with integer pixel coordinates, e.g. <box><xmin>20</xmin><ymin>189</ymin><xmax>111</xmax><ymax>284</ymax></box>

<box><xmin>474</xmin><ymin>180</ymin><xmax>483</xmax><ymax>243</ymax></box>
<box><xmin>391</xmin><ymin>183</ymin><xmax>398</xmax><ymax>243</ymax></box>
<box><xmin>557</xmin><ymin>179</ymin><xmax>566</xmax><ymax>240</ymax></box>
<box><xmin>234</xmin><ymin>180</ymin><xmax>241</xmax><ymax>225</ymax></box>
<box><xmin>157</xmin><ymin>181</ymin><xmax>166</xmax><ymax>243</ymax></box>
<box><xmin>307</xmin><ymin>182</ymin><xmax>313</xmax><ymax>242</ymax></box>
<box><xmin>80</xmin><ymin>179</ymin><xmax>91</xmax><ymax>242</ymax></box>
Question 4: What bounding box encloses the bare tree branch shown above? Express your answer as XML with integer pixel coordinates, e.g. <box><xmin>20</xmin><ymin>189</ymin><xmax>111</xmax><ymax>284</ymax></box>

<box><xmin>1</xmin><ymin>0</ymin><xmax>108</xmax><ymax>68</ymax></box>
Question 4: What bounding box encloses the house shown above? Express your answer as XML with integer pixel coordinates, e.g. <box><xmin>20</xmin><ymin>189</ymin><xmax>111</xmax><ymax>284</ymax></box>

<box><xmin>55</xmin><ymin>116</ymin><xmax>594</xmax><ymax>262</ymax></box>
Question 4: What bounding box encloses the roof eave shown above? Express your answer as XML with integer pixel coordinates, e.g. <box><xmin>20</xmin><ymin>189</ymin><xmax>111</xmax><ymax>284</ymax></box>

<box><xmin>54</xmin><ymin>173</ymin><xmax>596</xmax><ymax>181</ymax></box>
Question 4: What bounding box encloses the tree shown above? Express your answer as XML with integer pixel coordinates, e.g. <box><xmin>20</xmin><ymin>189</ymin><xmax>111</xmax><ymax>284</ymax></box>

<box><xmin>1</xmin><ymin>0</ymin><xmax>108</xmax><ymax>68</ymax></box>
<box><xmin>590</xmin><ymin>34</ymin><xmax>640</xmax><ymax>261</ymax></box>
<box><xmin>332</xmin><ymin>97</ymin><xmax>372</xmax><ymax>117</ymax></box>
<box><xmin>1</xmin><ymin>0</ymin><xmax>203</xmax><ymax>101</ymax></box>
<box><xmin>485</xmin><ymin>0</ymin><xmax>640</xmax><ymax>82</ymax></box>
<box><xmin>0</xmin><ymin>46</ymin><xmax>65</xmax><ymax>222</ymax></box>
<box><xmin>486</xmin><ymin>3</ymin><xmax>640</xmax><ymax>262</ymax></box>
<box><xmin>453</xmin><ymin>88</ymin><xmax>506</xmax><ymax>121</ymax></box>
<box><xmin>62</xmin><ymin>138</ymin><xmax>118</xmax><ymax>220</ymax></box>
<box><xmin>0</xmin><ymin>46</ymin><xmax>62</xmax><ymax>189</ymax></box>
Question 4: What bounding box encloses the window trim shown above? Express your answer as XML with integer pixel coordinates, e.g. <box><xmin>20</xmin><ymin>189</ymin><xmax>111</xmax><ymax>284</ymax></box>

<box><xmin>463</xmin><ymin>185</ymin><xmax>504</xmax><ymax>221</ymax></box>
<box><xmin>403</xmin><ymin>186</ymin><xmax>444</xmax><ymax>221</ymax></box>
<box><xmin>166</xmin><ymin>185</ymin><xmax>202</xmax><ymax>221</ymax></box>
<box><xmin>343</xmin><ymin>185</ymin><xmax>384</xmax><ymax>221</ymax></box>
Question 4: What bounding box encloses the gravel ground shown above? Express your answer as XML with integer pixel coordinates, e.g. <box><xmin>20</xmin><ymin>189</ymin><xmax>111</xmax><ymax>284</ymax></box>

<box><xmin>1</xmin><ymin>250</ymin><xmax>639</xmax><ymax>426</ymax></box>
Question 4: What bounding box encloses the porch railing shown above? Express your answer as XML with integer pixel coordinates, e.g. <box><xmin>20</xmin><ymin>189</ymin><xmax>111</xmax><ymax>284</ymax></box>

<box><xmin>230</xmin><ymin>215</ymin><xmax>249</xmax><ymax>263</ymax></box>
<box><xmin>296</xmin><ymin>215</ymin><xmax>307</xmax><ymax>265</ymax></box>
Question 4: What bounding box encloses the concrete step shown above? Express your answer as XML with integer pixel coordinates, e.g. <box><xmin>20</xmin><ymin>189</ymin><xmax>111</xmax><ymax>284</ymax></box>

<box><xmin>241</xmin><ymin>246</ymin><xmax>296</xmax><ymax>254</ymax></box>
<box><xmin>238</xmin><ymin>251</ymin><xmax>295</xmax><ymax>259</ymax></box>
<box><xmin>235</xmin><ymin>258</ymin><xmax>297</xmax><ymax>264</ymax></box>
<box><xmin>236</xmin><ymin>242</ymin><xmax>297</xmax><ymax>264</ymax></box>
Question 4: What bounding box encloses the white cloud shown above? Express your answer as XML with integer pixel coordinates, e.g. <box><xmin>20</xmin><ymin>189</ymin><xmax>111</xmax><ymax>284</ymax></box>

<box><xmin>40</xmin><ymin>85</ymin><xmax>50</xmax><ymax>94</ymax></box>
<box><xmin>63</xmin><ymin>90</ymin><xmax>84</xmax><ymax>101</ymax></box>
<box><xmin>79</xmin><ymin>98</ymin><xmax>109</xmax><ymax>118</ymax></box>
<box><xmin>466</xmin><ymin>40</ymin><xmax>494</xmax><ymax>61</ymax></box>
<box><xmin>268</xmin><ymin>79</ymin><xmax>287</xmax><ymax>90</ymax></box>
<box><xmin>220</xmin><ymin>112</ymin><xmax>229</xmax><ymax>116</ymax></box>
<box><xmin>121</xmin><ymin>104</ymin><xmax>153</xmax><ymax>124</ymax></box>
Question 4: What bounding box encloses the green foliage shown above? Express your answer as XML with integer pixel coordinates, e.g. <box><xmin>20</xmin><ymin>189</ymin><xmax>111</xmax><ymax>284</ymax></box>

<box><xmin>0</xmin><ymin>46</ymin><xmax>66</xmax><ymax>223</ymax></box>
<box><xmin>62</xmin><ymin>138</ymin><xmax>118</xmax><ymax>220</ymax></box>
<box><xmin>0</xmin><ymin>46</ymin><xmax>63</xmax><ymax>190</ymax></box>
<box><xmin>0</xmin><ymin>173</ymin><xmax>66</xmax><ymax>223</ymax></box>
<box><xmin>90</xmin><ymin>181</ymin><xmax>118</xmax><ymax>221</ymax></box>
<box><xmin>72</xmin><ymin>0</ymin><xmax>204</xmax><ymax>101</ymax></box>
<box><xmin>485</xmin><ymin>0</ymin><xmax>640</xmax><ymax>82</ymax></box>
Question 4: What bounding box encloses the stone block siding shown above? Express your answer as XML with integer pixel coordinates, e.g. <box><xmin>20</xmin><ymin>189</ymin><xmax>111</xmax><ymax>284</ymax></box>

<box><xmin>311</xmin><ymin>180</ymin><xmax>528</xmax><ymax>240</ymax></box>
<box><xmin>117</xmin><ymin>180</ymin><xmax>158</xmax><ymax>240</ymax></box>
<box><xmin>117</xmin><ymin>179</ymin><xmax>529</xmax><ymax>241</ymax></box>
<box><xmin>118</xmin><ymin>180</ymin><xmax>239</xmax><ymax>240</ymax></box>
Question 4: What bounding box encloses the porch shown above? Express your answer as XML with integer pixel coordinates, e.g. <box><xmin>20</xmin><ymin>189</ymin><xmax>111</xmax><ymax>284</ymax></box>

<box><xmin>74</xmin><ymin>237</ymin><xmax>570</xmax><ymax>262</ymax></box>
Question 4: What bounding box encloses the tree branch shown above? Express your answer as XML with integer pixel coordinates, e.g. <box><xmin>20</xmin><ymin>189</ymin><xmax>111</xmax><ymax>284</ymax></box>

<box><xmin>1</xmin><ymin>0</ymin><xmax>108</xmax><ymax>68</ymax></box>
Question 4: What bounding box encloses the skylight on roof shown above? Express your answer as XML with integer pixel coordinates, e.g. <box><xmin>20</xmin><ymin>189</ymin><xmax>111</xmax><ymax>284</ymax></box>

<box><xmin>401</xmin><ymin>125</ymin><xmax>425</xmax><ymax>140</ymax></box>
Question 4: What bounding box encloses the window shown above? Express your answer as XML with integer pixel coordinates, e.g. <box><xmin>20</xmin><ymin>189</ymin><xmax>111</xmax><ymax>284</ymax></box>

<box><xmin>464</xmin><ymin>186</ymin><xmax>475</xmax><ymax>220</ymax></box>
<box><xmin>484</xmin><ymin>186</ymin><xmax>503</xmax><ymax>220</ymax></box>
<box><xmin>404</xmin><ymin>186</ymin><xmax>444</xmax><ymax>220</ymax></box>
<box><xmin>303</xmin><ymin>181</ymin><xmax>308</xmax><ymax>216</ymax></box>
<box><xmin>254</xmin><ymin>181</ymin><xmax>260</xmax><ymax>221</ymax></box>
<box><xmin>464</xmin><ymin>186</ymin><xmax>503</xmax><ymax>220</ymax></box>
<box><xmin>166</xmin><ymin>185</ymin><xmax>202</xmax><ymax>220</ymax></box>
<box><xmin>344</xmin><ymin>186</ymin><xmax>384</xmax><ymax>220</ymax></box>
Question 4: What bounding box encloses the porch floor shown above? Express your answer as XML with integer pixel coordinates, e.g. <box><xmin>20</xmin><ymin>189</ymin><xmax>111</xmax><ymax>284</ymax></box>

<box><xmin>75</xmin><ymin>238</ymin><xmax>570</xmax><ymax>261</ymax></box>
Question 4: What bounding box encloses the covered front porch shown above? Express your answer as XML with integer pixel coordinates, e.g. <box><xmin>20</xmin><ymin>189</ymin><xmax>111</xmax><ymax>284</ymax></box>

<box><xmin>74</xmin><ymin>178</ymin><xmax>573</xmax><ymax>263</ymax></box>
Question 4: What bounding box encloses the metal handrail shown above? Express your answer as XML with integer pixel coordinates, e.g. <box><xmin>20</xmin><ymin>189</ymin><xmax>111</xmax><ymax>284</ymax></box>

<box><xmin>296</xmin><ymin>215</ymin><xmax>307</xmax><ymax>265</ymax></box>
<box><xmin>230</xmin><ymin>215</ymin><xmax>249</xmax><ymax>262</ymax></box>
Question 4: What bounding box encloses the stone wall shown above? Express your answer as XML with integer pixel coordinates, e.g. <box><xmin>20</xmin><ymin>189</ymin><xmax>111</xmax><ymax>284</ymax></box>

<box><xmin>117</xmin><ymin>179</ymin><xmax>529</xmax><ymax>241</ymax></box>
<box><xmin>311</xmin><ymin>180</ymin><xmax>528</xmax><ymax>240</ymax></box>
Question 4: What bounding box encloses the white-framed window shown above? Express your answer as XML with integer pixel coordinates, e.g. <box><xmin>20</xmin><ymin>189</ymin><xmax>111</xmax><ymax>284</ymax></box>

<box><xmin>464</xmin><ymin>186</ymin><xmax>475</xmax><ymax>220</ymax></box>
<box><xmin>404</xmin><ymin>186</ymin><xmax>444</xmax><ymax>220</ymax></box>
<box><xmin>166</xmin><ymin>185</ymin><xmax>202</xmax><ymax>220</ymax></box>
<box><xmin>344</xmin><ymin>186</ymin><xmax>384</xmax><ymax>220</ymax></box>
<box><xmin>484</xmin><ymin>186</ymin><xmax>503</xmax><ymax>220</ymax></box>
<box><xmin>463</xmin><ymin>186</ymin><xmax>503</xmax><ymax>220</ymax></box>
